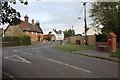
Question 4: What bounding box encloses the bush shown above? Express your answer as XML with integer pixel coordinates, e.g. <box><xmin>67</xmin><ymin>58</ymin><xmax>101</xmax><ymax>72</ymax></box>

<box><xmin>2</xmin><ymin>35</ymin><xmax>31</xmax><ymax>47</ymax></box>
<box><xmin>18</xmin><ymin>35</ymin><xmax>31</xmax><ymax>45</ymax></box>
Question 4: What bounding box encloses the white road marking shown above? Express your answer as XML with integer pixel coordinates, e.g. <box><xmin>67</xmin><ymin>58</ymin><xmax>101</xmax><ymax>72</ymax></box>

<box><xmin>31</xmin><ymin>48</ymin><xmax>35</xmax><ymax>49</ymax></box>
<box><xmin>2</xmin><ymin>51</ymin><xmax>9</xmax><ymax>52</ymax></box>
<box><xmin>47</xmin><ymin>58</ymin><xmax>91</xmax><ymax>73</ymax></box>
<box><xmin>4</xmin><ymin>55</ymin><xmax>31</xmax><ymax>64</ymax></box>
<box><xmin>12</xmin><ymin>50</ymin><xmax>32</xmax><ymax>55</ymax></box>
<box><xmin>0</xmin><ymin>71</ymin><xmax>15</xmax><ymax>79</ymax></box>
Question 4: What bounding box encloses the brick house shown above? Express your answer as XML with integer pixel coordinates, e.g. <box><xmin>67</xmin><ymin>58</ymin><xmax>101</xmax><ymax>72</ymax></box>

<box><xmin>4</xmin><ymin>15</ymin><xmax>43</xmax><ymax>42</ymax></box>
<box><xmin>43</xmin><ymin>34</ymin><xmax>56</xmax><ymax>41</ymax></box>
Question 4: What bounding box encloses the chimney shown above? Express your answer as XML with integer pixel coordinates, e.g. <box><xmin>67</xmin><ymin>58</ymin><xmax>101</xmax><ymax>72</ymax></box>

<box><xmin>32</xmin><ymin>19</ymin><xmax>34</xmax><ymax>26</ymax></box>
<box><xmin>24</xmin><ymin>15</ymin><xmax>29</xmax><ymax>23</ymax></box>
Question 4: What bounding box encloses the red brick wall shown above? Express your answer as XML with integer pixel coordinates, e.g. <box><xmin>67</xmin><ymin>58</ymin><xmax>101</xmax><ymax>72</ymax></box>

<box><xmin>96</xmin><ymin>42</ymin><xmax>108</xmax><ymax>46</ymax></box>
<box><xmin>96</xmin><ymin>42</ymin><xmax>120</xmax><ymax>48</ymax></box>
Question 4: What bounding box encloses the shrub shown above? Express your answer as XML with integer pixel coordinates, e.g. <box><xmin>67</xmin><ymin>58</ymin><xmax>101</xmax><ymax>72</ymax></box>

<box><xmin>2</xmin><ymin>35</ymin><xmax>31</xmax><ymax>47</ymax></box>
<box><xmin>18</xmin><ymin>35</ymin><xmax>31</xmax><ymax>45</ymax></box>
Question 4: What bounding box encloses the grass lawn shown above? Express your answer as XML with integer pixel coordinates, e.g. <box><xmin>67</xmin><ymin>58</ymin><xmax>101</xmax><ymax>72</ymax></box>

<box><xmin>110</xmin><ymin>49</ymin><xmax>120</xmax><ymax>58</ymax></box>
<box><xmin>54</xmin><ymin>43</ymin><xmax>95</xmax><ymax>53</ymax></box>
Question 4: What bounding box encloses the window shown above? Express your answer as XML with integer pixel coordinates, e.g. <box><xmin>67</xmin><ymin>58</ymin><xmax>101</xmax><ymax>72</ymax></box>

<box><xmin>26</xmin><ymin>31</ymin><xmax>28</xmax><ymax>35</ymax></box>
<box><xmin>32</xmin><ymin>32</ymin><xmax>33</xmax><ymax>35</ymax></box>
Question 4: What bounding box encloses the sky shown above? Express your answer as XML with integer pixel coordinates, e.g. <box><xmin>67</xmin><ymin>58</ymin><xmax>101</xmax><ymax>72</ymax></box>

<box><xmin>0</xmin><ymin>0</ymin><xmax>94</xmax><ymax>34</ymax></box>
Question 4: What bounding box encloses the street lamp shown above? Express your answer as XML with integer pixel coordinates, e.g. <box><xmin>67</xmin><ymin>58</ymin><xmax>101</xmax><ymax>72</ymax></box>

<box><xmin>78</xmin><ymin>2</ymin><xmax>87</xmax><ymax>46</ymax></box>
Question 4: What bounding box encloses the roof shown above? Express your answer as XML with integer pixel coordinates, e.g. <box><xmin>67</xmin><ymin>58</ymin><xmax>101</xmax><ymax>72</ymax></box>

<box><xmin>19</xmin><ymin>21</ymin><xmax>42</xmax><ymax>33</ymax></box>
<box><xmin>53</xmin><ymin>30</ymin><xmax>62</xmax><ymax>34</ymax></box>
<box><xmin>109</xmin><ymin>32</ymin><xmax>117</xmax><ymax>37</ymax></box>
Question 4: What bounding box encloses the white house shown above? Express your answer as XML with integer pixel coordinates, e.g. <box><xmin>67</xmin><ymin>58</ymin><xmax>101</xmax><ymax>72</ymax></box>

<box><xmin>51</xmin><ymin>29</ymin><xmax>64</xmax><ymax>41</ymax></box>
<box><xmin>87</xmin><ymin>27</ymin><xmax>101</xmax><ymax>35</ymax></box>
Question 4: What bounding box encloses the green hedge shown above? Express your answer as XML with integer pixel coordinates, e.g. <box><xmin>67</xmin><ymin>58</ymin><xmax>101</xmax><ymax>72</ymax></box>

<box><xmin>2</xmin><ymin>35</ymin><xmax>31</xmax><ymax>47</ymax></box>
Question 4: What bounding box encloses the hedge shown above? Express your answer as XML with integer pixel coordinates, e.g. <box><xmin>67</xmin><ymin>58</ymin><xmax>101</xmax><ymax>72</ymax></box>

<box><xmin>2</xmin><ymin>35</ymin><xmax>31</xmax><ymax>47</ymax></box>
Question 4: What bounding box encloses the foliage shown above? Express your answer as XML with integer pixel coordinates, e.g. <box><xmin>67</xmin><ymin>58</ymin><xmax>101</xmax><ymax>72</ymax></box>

<box><xmin>18</xmin><ymin>35</ymin><xmax>31</xmax><ymax>45</ymax></box>
<box><xmin>96</xmin><ymin>34</ymin><xmax>107</xmax><ymax>42</ymax></box>
<box><xmin>0</xmin><ymin>1</ymin><xmax>21</xmax><ymax>25</ymax></box>
<box><xmin>2</xmin><ymin>35</ymin><xmax>31</xmax><ymax>47</ymax></box>
<box><xmin>90</xmin><ymin>2</ymin><xmax>120</xmax><ymax>42</ymax></box>
<box><xmin>64</xmin><ymin>29</ymin><xmax>75</xmax><ymax>38</ymax></box>
<box><xmin>35</xmin><ymin>21</ymin><xmax>43</xmax><ymax>34</ymax></box>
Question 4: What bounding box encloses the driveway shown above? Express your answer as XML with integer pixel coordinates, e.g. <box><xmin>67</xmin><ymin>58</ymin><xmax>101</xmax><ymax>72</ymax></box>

<box><xmin>2</xmin><ymin>42</ymin><xmax>119</xmax><ymax>78</ymax></box>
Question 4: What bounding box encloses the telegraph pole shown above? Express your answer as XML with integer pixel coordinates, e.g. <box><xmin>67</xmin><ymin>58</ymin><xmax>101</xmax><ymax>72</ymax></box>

<box><xmin>72</xmin><ymin>25</ymin><xmax>73</xmax><ymax>36</ymax></box>
<box><xmin>83</xmin><ymin>2</ymin><xmax>87</xmax><ymax>46</ymax></box>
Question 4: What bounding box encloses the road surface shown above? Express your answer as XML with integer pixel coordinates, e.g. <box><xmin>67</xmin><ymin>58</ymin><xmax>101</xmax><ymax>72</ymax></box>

<box><xmin>2</xmin><ymin>42</ymin><xmax>119</xmax><ymax>78</ymax></box>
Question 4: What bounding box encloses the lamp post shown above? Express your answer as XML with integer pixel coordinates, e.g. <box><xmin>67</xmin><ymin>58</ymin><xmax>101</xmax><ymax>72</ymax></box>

<box><xmin>72</xmin><ymin>25</ymin><xmax>73</xmax><ymax>36</ymax></box>
<box><xmin>78</xmin><ymin>2</ymin><xmax>87</xmax><ymax>46</ymax></box>
<box><xmin>83</xmin><ymin>2</ymin><xmax>87</xmax><ymax>46</ymax></box>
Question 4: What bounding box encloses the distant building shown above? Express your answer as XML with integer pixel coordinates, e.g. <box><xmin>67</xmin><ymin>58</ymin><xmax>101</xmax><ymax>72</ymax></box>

<box><xmin>51</xmin><ymin>29</ymin><xmax>64</xmax><ymax>41</ymax></box>
<box><xmin>43</xmin><ymin>34</ymin><xmax>56</xmax><ymax>41</ymax></box>
<box><xmin>43</xmin><ymin>29</ymin><xmax>64</xmax><ymax>42</ymax></box>
<box><xmin>87</xmin><ymin>27</ymin><xmax>101</xmax><ymax>35</ymax></box>
<box><xmin>4</xmin><ymin>15</ymin><xmax>43</xmax><ymax>42</ymax></box>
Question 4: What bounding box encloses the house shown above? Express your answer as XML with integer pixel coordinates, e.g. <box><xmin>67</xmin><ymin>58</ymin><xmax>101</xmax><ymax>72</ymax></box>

<box><xmin>87</xmin><ymin>27</ymin><xmax>101</xmax><ymax>35</ymax></box>
<box><xmin>4</xmin><ymin>15</ymin><xmax>43</xmax><ymax>42</ymax></box>
<box><xmin>51</xmin><ymin>29</ymin><xmax>64</xmax><ymax>41</ymax></box>
<box><xmin>43</xmin><ymin>34</ymin><xmax>56</xmax><ymax>42</ymax></box>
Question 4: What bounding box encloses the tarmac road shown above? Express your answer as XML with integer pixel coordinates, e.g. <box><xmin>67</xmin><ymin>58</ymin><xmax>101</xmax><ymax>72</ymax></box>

<box><xmin>2</xmin><ymin>42</ymin><xmax>119</xmax><ymax>78</ymax></box>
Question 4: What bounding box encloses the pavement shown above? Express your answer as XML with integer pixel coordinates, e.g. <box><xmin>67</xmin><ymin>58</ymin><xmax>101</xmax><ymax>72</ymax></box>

<box><xmin>73</xmin><ymin>50</ymin><xmax>119</xmax><ymax>62</ymax></box>
<box><xmin>2</xmin><ymin>41</ymin><xmax>119</xmax><ymax>78</ymax></box>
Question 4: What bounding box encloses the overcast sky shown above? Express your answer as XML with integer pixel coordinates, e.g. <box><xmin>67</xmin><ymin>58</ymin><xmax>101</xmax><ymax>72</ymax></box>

<box><xmin>1</xmin><ymin>0</ymin><xmax>94</xmax><ymax>34</ymax></box>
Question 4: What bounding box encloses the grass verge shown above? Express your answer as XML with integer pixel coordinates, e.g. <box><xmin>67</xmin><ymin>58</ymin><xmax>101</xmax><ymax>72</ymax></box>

<box><xmin>54</xmin><ymin>43</ymin><xmax>94</xmax><ymax>53</ymax></box>
<box><xmin>110</xmin><ymin>49</ymin><xmax>120</xmax><ymax>58</ymax></box>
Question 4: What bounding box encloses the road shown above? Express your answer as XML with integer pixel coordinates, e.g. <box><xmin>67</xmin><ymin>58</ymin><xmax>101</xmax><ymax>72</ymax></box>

<box><xmin>2</xmin><ymin>42</ymin><xmax>119</xmax><ymax>78</ymax></box>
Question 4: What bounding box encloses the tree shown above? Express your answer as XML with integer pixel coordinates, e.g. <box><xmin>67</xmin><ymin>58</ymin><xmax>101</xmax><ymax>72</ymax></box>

<box><xmin>35</xmin><ymin>21</ymin><xmax>43</xmax><ymax>34</ymax></box>
<box><xmin>0</xmin><ymin>0</ymin><xmax>29</xmax><ymax>25</ymax></box>
<box><xmin>90</xmin><ymin>2</ymin><xmax>120</xmax><ymax>42</ymax></box>
<box><xmin>64</xmin><ymin>29</ymin><xmax>75</xmax><ymax>38</ymax></box>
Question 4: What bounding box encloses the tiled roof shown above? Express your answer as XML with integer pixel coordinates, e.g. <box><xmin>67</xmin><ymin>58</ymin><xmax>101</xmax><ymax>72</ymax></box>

<box><xmin>19</xmin><ymin>21</ymin><xmax>42</xmax><ymax>33</ymax></box>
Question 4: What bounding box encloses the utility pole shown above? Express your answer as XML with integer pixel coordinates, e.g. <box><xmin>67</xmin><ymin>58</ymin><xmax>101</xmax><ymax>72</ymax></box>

<box><xmin>72</xmin><ymin>25</ymin><xmax>73</xmax><ymax>36</ymax></box>
<box><xmin>83</xmin><ymin>2</ymin><xmax>87</xmax><ymax>46</ymax></box>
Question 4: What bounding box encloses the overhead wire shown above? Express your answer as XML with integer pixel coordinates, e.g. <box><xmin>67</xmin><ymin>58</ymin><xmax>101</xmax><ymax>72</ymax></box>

<box><xmin>73</xmin><ymin>4</ymin><xmax>84</xmax><ymax>26</ymax></box>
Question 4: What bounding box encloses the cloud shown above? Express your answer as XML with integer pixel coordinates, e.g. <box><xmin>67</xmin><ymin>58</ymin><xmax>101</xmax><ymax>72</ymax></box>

<box><xmin>9</xmin><ymin>2</ymin><xmax>92</xmax><ymax>34</ymax></box>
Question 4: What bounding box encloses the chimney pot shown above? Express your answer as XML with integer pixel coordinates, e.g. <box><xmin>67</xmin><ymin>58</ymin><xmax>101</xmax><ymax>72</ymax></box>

<box><xmin>24</xmin><ymin>15</ymin><xmax>29</xmax><ymax>23</ymax></box>
<box><xmin>32</xmin><ymin>19</ymin><xmax>34</xmax><ymax>26</ymax></box>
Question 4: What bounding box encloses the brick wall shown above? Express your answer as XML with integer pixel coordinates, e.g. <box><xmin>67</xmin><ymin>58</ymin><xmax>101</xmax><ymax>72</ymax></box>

<box><xmin>68</xmin><ymin>35</ymin><xmax>96</xmax><ymax>46</ymax></box>
<box><xmin>96</xmin><ymin>42</ymin><xmax>108</xmax><ymax>46</ymax></box>
<box><xmin>4</xmin><ymin>25</ymin><xmax>24</xmax><ymax>37</ymax></box>
<box><xmin>96</xmin><ymin>42</ymin><xmax>120</xmax><ymax>48</ymax></box>
<box><xmin>87</xmin><ymin>35</ymin><xmax>96</xmax><ymax>45</ymax></box>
